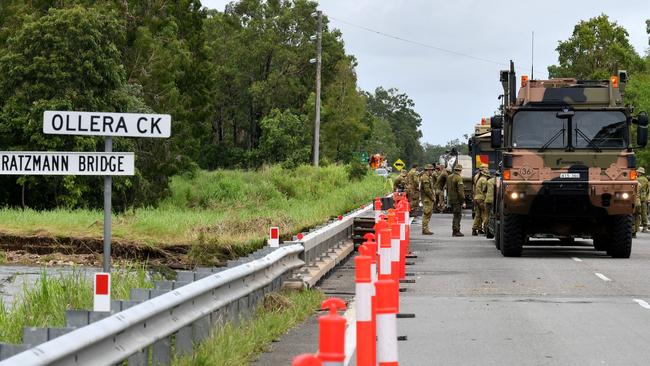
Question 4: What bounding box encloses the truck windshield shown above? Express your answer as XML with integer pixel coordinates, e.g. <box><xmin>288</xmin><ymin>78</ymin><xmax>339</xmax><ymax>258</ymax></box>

<box><xmin>512</xmin><ymin>111</ymin><xmax>627</xmax><ymax>149</ymax></box>
<box><xmin>512</xmin><ymin>111</ymin><xmax>566</xmax><ymax>148</ymax></box>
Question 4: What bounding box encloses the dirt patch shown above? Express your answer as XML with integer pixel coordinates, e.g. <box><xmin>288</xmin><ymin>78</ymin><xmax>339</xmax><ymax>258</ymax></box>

<box><xmin>0</xmin><ymin>231</ymin><xmax>196</xmax><ymax>268</ymax></box>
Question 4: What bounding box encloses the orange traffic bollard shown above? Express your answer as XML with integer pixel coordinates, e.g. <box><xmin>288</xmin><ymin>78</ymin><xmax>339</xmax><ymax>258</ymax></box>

<box><xmin>317</xmin><ymin>298</ymin><xmax>347</xmax><ymax>365</ymax></box>
<box><xmin>378</xmin><ymin>228</ymin><xmax>393</xmax><ymax>280</ymax></box>
<box><xmin>293</xmin><ymin>354</ymin><xmax>323</xmax><ymax>366</ymax></box>
<box><xmin>355</xmin><ymin>246</ymin><xmax>375</xmax><ymax>366</ymax></box>
<box><xmin>390</xmin><ymin>221</ymin><xmax>401</xmax><ymax>283</ymax></box>
<box><xmin>374</xmin><ymin>197</ymin><xmax>382</xmax><ymax>223</ymax></box>
<box><xmin>376</xmin><ymin>279</ymin><xmax>399</xmax><ymax>366</ymax></box>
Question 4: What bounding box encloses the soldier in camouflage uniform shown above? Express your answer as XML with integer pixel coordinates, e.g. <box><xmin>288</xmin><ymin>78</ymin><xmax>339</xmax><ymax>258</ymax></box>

<box><xmin>406</xmin><ymin>164</ymin><xmax>420</xmax><ymax>216</ymax></box>
<box><xmin>472</xmin><ymin>166</ymin><xmax>489</xmax><ymax>235</ymax></box>
<box><xmin>393</xmin><ymin>169</ymin><xmax>408</xmax><ymax>192</ymax></box>
<box><xmin>420</xmin><ymin>164</ymin><xmax>435</xmax><ymax>235</ymax></box>
<box><xmin>635</xmin><ymin>167</ymin><xmax>649</xmax><ymax>235</ymax></box>
<box><xmin>435</xmin><ymin>164</ymin><xmax>448</xmax><ymax>213</ymax></box>
<box><xmin>448</xmin><ymin>164</ymin><xmax>465</xmax><ymax>237</ymax></box>
<box><xmin>485</xmin><ymin>171</ymin><xmax>497</xmax><ymax>237</ymax></box>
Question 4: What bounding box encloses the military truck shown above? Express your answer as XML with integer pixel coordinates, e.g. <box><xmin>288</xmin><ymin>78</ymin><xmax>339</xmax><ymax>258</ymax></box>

<box><xmin>490</xmin><ymin>61</ymin><xmax>648</xmax><ymax>258</ymax></box>
<box><xmin>469</xmin><ymin>118</ymin><xmax>499</xmax><ymax>174</ymax></box>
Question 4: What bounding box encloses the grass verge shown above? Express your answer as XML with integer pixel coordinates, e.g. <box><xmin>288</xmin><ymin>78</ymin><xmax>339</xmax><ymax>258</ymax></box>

<box><xmin>0</xmin><ymin>165</ymin><xmax>389</xmax><ymax>263</ymax></box>
<box><xmin>174</xmin><ymin>290</ymin><xmax>323</xmax><ymax>366</ymax></box>
<box><xmin>0</xmin><ymin>250</ymin><xmax>5</xmax><ymax>264</ymax></box>
<box><xmin>0</xmin><ymin>263</ymin><xmax>156</xmax><ymax>343</ymax></box>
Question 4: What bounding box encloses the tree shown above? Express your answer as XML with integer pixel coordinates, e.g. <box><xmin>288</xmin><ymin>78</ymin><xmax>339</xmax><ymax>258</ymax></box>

<box><xmin>548</xmin><ymin>14</ymin><xmax>644</xmax><ymax>79</ymax></box>
<box><xmin>365</xmin><ymin>87</ymin><xmax>423</xmax><ymax>165</ymax></box>
<box><xmin>258</xmin><ymin>109</ymin><xmax>311</xmax><ymax>167</ymax></box>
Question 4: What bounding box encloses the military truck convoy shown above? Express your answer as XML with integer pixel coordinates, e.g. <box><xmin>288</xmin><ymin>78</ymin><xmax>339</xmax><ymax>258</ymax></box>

<box><xmin>488</xmin><ymin>61</ymin><xmax>648</xmax><ymax>258</ymax></box>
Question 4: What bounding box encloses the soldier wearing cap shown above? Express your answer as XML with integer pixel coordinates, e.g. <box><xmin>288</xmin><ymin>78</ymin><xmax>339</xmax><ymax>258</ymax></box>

<box><xmin>447</xmin><ymin>164</ymin><xmax>465</xmax><ymax>236</ymax></box>
<box><xmin>406</xmin><ymin>164</ymin><xmax>420</xmax><ymax>216</ymax></box>
<box><xmin>420</xmin><ymin>164</ymin><xmax>436</xmax><ymax>235</ymax></box>
<box><xmin>485</xmin><ymin>170</ymin><xmax>498</xmax><ymax>237</ymax></box>
<box><xmin>472</xmin><ymin>165</ymin><xmax>490</xmax><ymax>236</ymax></box>
<box><xmin>635</xmin><ymin>167</ymin><xmax>649</xmax><ymax>235</ymax></box>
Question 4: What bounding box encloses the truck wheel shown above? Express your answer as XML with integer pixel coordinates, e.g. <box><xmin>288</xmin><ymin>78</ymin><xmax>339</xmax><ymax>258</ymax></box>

<box><xmin>606</xmin><ymin>215</ymin><xmax>632</xmax><ymax>258</ymax></box>
<box><xmin>486</xmin><ymin>226</ymin><xmax>494</xmax><ymax>239</ymax></box>
<box><xmin>500</xmin><ymin>213</ymin><xmax>524</xmax><ymax>257</ymax></box>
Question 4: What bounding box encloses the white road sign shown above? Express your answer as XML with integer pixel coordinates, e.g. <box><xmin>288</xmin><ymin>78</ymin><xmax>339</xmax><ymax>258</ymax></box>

<box><xmin>0</xmin><ymin>152</ymin><xmax>134</xmax><ymax>175</ymax></box>
<box><xmin>43</xmin><ymin>111</ymin><xmax>171</xmax><ymax>138</ymax></box>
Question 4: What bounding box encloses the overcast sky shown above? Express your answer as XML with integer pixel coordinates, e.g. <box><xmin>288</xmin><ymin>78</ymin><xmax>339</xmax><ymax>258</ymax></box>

<box><xmin>201</xmin><ymin>0</ymin><xmax>649</xmax><ymax>145</ymax></box>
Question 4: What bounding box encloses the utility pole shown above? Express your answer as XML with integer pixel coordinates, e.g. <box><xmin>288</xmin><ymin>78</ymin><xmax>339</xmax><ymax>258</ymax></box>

<box><xmin>312</xmin><ymin>10</ymin><xmax>322</xmax><ymax>167</ymax></box>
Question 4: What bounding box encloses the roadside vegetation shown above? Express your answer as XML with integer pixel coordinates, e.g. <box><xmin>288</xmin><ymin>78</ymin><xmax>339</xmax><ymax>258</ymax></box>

<box><xmin>0</xmin><ymin>264</ymin><xmax>155</xmax><ymax>343</ymax></box>
<box><xmin>174</xmin><ymin>290</ymin><xmax>323</xmax><ymax>366</ymax></box>
<box><xmin>0</xmin><ymin>165</ymin><xmax>388</xmax><ymax>263</ymax></box>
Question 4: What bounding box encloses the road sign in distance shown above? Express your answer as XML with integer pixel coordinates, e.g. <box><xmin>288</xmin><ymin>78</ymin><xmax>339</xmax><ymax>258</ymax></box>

<box><xmin>0</xmin><ymin>152</ymin><xmax>135</xmax><ymax>175</ymax></box>
<box><xmin>43</xmin><ymin>111</ymin><xmax>171</xmax><ymax>138</ymax></box>
<box><xmin>393</xmin><ymin>159</ymin><xmax>405</xmax><ymax>171</ymax></box>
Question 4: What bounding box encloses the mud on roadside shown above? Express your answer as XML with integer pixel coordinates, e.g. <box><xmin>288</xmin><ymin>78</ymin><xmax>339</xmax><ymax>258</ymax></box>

<box><xmin>0</xmin><ymin>232</ymin><xmax>196</xmax><ymax>269</ymax></box>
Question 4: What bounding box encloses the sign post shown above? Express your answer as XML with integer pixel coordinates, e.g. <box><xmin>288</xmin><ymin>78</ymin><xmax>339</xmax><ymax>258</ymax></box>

<box><xmin>41</xmin><ymin>110</ymin><xmax>171</xmax><ymax>274</ymax></box>
<box><xmin>103</xmin><ymin>137</ymin><xmax>112</xmax><ymax>273</ymax></box>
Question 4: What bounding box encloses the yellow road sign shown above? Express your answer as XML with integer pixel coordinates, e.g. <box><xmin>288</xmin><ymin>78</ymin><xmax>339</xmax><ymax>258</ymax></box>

<box><xmin>393</xmin><ymin>159</ymin><xmax>405</xmax><ymax>171</ymax></box>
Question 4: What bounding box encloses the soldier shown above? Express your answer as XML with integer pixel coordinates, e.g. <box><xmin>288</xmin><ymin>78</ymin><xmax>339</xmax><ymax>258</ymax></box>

<box><xmin>393</xmin><ymin>169</ymin><xmax>408</xmax><ymax>192</ymax></box>
<box><xmin>435</xmin><ymin>164</ymin><xmax>448</xmax><ymax>213</ymax></box>
<box><xmin>431</xmin><ymin>164</ymin><xmax>440</xmax><ymax>212</ymax></box>
<box><xmin>447</xmin><ymin>164</ymin><xmax>465</xmax><ymax>237</ymax></box>
<box><xmin>420</xmin><ymin>164</ymin><xmax>435</xmax><ymax>235</ymax></box>
<box><xmin>472</xmin><ymin>166</ymin><xmax>489</xmax><ymax>236</ymax></box>
<box><xmin>485</xmin><ymin>171</ymin><xmax>497</xmax><ymax>236</ymax></box>
<box><xmin>406</xmin><ymin>164</ymin><xmax>420</xmax><ymax>216</ymax></box>
<box><xmin>635</xmin><ymin>167</ymin><xmax>649</xmax><ymax>234</ymax></box>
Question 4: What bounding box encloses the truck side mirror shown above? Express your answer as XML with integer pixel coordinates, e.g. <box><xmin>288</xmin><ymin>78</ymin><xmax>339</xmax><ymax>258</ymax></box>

<box><xmin>491</xmin><ymin>115</ymin><xmax>503</xmax><ymax>129</ymax></box>
<box><xmin>637</xmin><ymin>112</ymin><xmax>648</xmax><ymax>147</ymax></box>
<box><xmin>491</xmin><ymin>128</ymin><xmax>502</xmax><ymax>148</ymax></box>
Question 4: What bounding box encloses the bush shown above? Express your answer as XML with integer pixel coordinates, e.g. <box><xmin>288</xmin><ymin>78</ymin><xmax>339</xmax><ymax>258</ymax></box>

<box><xmin>347</xmin><ymin>160</ymin><xmax>370</xmax><ymax>181</ymax></box>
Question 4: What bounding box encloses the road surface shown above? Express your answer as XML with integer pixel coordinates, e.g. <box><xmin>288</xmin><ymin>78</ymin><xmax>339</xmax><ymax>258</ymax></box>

<box><xmin>399</xmin><ymin>211</ymin><xmax>650</xmax><ymax>365</ymax></box>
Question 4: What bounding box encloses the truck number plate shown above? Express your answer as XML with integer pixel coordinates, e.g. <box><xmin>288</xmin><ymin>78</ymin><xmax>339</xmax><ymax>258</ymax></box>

<box><xmin>559</xmin><ymin>173</ymin><xmax>580</xmax><ymax>179</ymax></box>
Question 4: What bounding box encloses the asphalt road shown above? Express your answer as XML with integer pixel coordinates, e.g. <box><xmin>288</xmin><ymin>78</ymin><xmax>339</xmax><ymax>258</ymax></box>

<box><xmin>399</xmin><ymin>211</ymin><xmax>650</xmax><ymax>366</ymax></box>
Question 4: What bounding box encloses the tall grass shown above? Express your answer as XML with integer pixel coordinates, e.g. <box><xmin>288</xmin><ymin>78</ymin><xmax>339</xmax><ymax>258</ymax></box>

<box><xmin>0</xmin><ymin>263</ymin><xmax>156</xmax><ymax>343</ymax></box>
<box><xmin>0</xmin><ymin>165</ymin><xmax>388</xmax><ymax>254</ymax></box>
<box><xmin>174</xmin><ymin>290</ymin><xmax>323</xmax><ymax>366</ymax></box>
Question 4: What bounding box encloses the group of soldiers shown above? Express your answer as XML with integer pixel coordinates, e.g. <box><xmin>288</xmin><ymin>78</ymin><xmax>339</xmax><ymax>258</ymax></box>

<box><xmin>393</xmin><ymin>162</ymin><xmax>466</xmax><ymax>237</ymax></box>
<box><xmin>471</xmin><ymin>164</ymin><xmax>498</xmax><ymax>236</ymax></box>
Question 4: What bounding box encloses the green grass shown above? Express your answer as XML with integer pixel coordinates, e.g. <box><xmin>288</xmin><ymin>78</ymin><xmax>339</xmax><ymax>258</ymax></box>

<box><xmin>174</xmin><ymin>290</ymin><xmax>323</xmax><ymax>366</ymax></box>
<box><xmin>0</xmin><ymin>250</ymin><xmax>6</xmax><ymax>264</ymax></box>
<box><xmin>0</xmin><ymin>165</ymin><xmax>388</xmax><ymax>257</ymax></box>
<box><xmin>0</xmin><ymin>263</ymin><xmax>156</xmax><ymax>343</ymax></box>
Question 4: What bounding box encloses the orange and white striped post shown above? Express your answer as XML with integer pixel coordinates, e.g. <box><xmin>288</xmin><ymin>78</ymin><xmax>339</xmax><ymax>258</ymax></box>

<box><xmin>376</xmin><ymin>279</ymin><xmax>399</xmax><ymax>366</ymax></box>
<box><xmin>355</xmin><ymin>245</ymin><xmax>375</xmax><ymax>366</ymax></box>
<box><xmin>378</xmin><ymin>228</ymin><xmax>393</xmax><ymax>281</ymax></box>
<box><xmin>374</xmin><ymin>197</ymin><xmax>382</xmax><ymax>223</ymax></box>
<box><xmin>390</xmin><ymin>219</ymin><xmax>401</xmax><ymax>283</ymax></box>
<box><xmin>293</xmin><ymin>354</ymin><xmax>323</xmax><ymax>366</ymax></box>
<box><xmin>317</xmin><ymin>298</ymin><xmax>347</xmax><ymax>366</ymax></box>
<box><xmin>396</xmin><ymin>203</ymin><xmax>407</xmax><ymax>279</ymax></box>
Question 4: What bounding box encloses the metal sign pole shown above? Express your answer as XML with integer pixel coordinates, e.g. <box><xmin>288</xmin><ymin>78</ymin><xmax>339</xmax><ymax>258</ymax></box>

<box><xmin>103</xmin><ymin>136</ymin><xmax>112</xmax><ymax>273</ymax></box>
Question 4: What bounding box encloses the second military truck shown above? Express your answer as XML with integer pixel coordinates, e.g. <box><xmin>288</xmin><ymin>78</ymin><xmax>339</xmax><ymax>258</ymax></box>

<box><xmin>491</xmin><ymin>61</ymin><xmax>648</xmax><ymax>258</ymax></box>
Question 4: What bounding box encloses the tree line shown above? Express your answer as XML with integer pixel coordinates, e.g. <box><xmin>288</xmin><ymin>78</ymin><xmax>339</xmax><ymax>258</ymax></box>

<box><xmin>0</xmin><ymin>0</ymin><xmax>423</xmax><ymax>209</ymax></box>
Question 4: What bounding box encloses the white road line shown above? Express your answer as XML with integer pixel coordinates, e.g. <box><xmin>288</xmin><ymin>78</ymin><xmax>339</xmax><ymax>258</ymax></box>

<box><xmin>633</xmin><ymin>299</ymin><xmax>650</xmax><ymax>310</ymax></box>
<box><xmin>571</xmin><ymin>257</ymin><xmax>583</xmax><ymax>262</ymax></box>
<box><xmin>343</xmin><ymin>299</ymin><xmax>357</xmax><ymax>366</ymax></box>
<box><xmin>594</xmin><ymin>272</ymin><xmax>612</xmax><ymax>282</ymax></box>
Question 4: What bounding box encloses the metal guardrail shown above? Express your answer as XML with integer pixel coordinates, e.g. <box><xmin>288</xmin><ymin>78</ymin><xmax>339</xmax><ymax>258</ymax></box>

<box><xmin>0</xmin><ymin>202</ymin><xmax>378</xmax><ymax>365</ymax></box>
<box><xmin>294</xmin><ymin>205</ymin><xmax>373</xmax><ymax>265</ymax></box>
<box><xmin>1</xmin><ymin>245</ymin><xmax>303</xmax><ymax>366</ymax></box>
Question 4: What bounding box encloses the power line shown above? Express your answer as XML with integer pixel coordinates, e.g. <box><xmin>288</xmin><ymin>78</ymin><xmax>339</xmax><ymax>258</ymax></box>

<box><xmin>328</xmin><ymin>16</ymin><xmax>509</xmax><ymax>67</ymax></box>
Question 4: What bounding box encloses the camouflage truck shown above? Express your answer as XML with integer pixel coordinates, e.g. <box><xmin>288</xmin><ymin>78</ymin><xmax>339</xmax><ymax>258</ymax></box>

<box><xmin>490</xmin><ymin>61</ymin><xmax>648</xmax><ymax>258</ymax></box>
<box><xmin>469</xmin><ymin>118</ymin><xmax>500</xmax><ymax>174</ymax></box>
